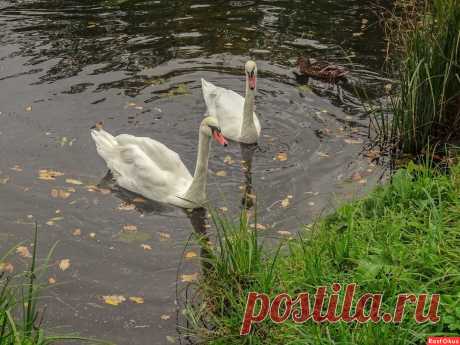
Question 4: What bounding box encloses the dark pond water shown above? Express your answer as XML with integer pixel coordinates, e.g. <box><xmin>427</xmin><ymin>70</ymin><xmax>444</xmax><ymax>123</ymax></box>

<box><xmin>0</xmin><ymin>0</ymin><xmax>387</xmax><ymax>344</ymax></box>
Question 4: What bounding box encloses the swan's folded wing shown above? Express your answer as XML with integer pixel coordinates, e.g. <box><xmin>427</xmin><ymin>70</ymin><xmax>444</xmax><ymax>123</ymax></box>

<box><xmin>115</xmin><ymin>134</ymin><xmax>190</xmax><ymax>178</ymax></box>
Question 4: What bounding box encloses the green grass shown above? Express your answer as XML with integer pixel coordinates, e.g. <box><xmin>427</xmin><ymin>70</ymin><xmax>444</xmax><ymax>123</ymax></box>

<box><xmin>382</xmin><ymin>0</ymin><xmax>460</xmax><ymax>155</ymax></box>
<box><xmin>188</xmin><ymin>162</ymin><xmax>460</xmax><ymax>344</ymax></box>
<box><xmin>0</xmin><ymin>225</ymin><xmax>111</xmax><ymax>345</ymax></box>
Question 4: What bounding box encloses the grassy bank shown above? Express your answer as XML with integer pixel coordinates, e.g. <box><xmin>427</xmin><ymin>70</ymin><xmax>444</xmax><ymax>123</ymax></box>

<box><xmin>188</xmin><ymin>162</ymin><xmax>460</xmax><ymax>344</ymax></box>
<box><xmin>380</xmin><ymin>0</ymin><xmax>460</xmax><ymax>155</ymax></box>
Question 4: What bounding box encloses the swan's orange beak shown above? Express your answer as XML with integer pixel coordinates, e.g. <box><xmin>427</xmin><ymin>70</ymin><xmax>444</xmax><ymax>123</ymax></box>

<box><xmin>212</xmin><ymin>130</ymin><xmax>228</xmax><ymax>146</ymax></box>
<box><xmin>248</xmin><ymin>75</ymin><xmax>256</xmax><ymax>90</ymax></box>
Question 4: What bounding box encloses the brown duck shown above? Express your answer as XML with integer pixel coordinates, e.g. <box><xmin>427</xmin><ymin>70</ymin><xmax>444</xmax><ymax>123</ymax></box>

<box><xmin>297</xmin><ymin>57</ymin><xmax>349</xmax><ymax>82</ymax></box>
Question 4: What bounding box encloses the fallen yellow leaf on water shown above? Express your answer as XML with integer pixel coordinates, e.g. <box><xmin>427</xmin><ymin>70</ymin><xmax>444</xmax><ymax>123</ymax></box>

<box><xmin>16</xmin><ymin>246</ymin><xmax>32</xmax><ymax>258</ymax></box>
<box><xmin>129</xmin><ymin>296</ymin><xmax>144</xmax><ymax>304</ymax></box>
<box><xmin>275</xmin><ymin>152</ymin><xmax>288</xmax><ymax>161</ymax></box>
<box><xmin>65</xmin><ymin>178</ymin><xmax>83</xmax><ymax>185</ymax></box>
<box><xmin>281</xmin><ymin>196</ymin><xmax>291</xmax><ymax>208</ymax></box>
<box><xmin>10</xmin><ymin>165</ymin><xmax>22</xmax><ymax>172</ymax></box>
<box><xmin>351</xmin><ymin>172</ymin><xmax>363</xmax><ymax>182</ymax></box>
<box><xmin>72</xmin><ymin>228</ymin><xmax>81</xmax><ymax>236</ymax></box>
<box><xmin>166</xmin><ymin>336</ymin><xmax>176</xmax><ymax>344</ymax></box>
<box><xmin>123</xmin><ymin>224</ymin><xmax>138</xmax><ymax>232</ymax></box>
<box><xmin>38</xmin><ymin>169</ymin><xmax>64</xmax><ymax>181</ymax></box>
<box><xmin>215</xmin><ymin>170</ymin><xmax>227</xmax><ymax>177</ymax></box>
<box><xmin>184</xmin><ymin>251</ymin><xmax>197</xmax><ymax>259</ymax></box>
<box><xmin>25</xmin><ymin>105</ymin><xmax>32</xmax><ymax>112</ymax></box>
<box><xmin>219</xmin><ymin>207</ymin><xmax>228</xmax><ymax>212</ymax></box>
<box><xmin>103</xmin><ymin>295</ymin><xmax>126</xmax><ymax>306</ymax></box>
<box><xmin>344</xmin><ymin>138</ymin><xmax>364</xmax><ymax>145</ymax></box>
<box><xmin>223</xmin><ymin>155</ymin><xmax>235</xmax><ymax>165</ymax></box>
<box><xmin>277</xmin><ymin>230</ymin><xmax>293</xmax><ymax>236</ymax></box>
<box><xmin>140</xmin><ymin>244</ymin><xmax>152</xmax><ymax>251</ymax></box>
<box><xmin>317</xmin><ymin>152</ymin><xmax>329</xmax><ymax>158</ymax></box>
<box><xmin>48</xmin><ymin>277</ymin><xmax>56</xmax><ymax>284</ymax></box>
<box><xmin>358</xmin><ymin>178</ymin><xmax>368</xmax><ymax>185</ymax></box>
<box><xmin>89</xmin><ymin>232</ymin><xmax>96</xmax><ymax>238</ymax></box>
<box><xmin>158</xmin><ymin>232</ymin><xmax>171</xmax><ymax>241</ymax></box>
<box><xmin>50</xmin><ymin>189</ymin><xmax>71</xmax><ymax>199</ymax></box>
<box><xmin>181</xmin><ymin>273</ymin><xmax>199</xmax><ymax>283</ymax></box>
<box><xmin>161</xmin><ymin>314</ymin><xmax>171</xmax><ymax>320</ymax></box>
<box><xmin>133</xmin><ymin>197</ymin><xmax>146</xmax><ymax>203</ymax></box>
<box><xmin>46</xmin><ymin>217</ymin><xmax>64</xmax><ymax>226</ymax></box>
<box><xmin>59</xmin><ymin>259</ymin><xmax>70</xmax><ymax>271</ymax></box>
<box><xmin>250</xmin><ymin>223</ymin><xmax>267</xmax><ymax>231</ymax></box>
<box><xmin>0</xmin><ymin>176</ymin><xmax>10</xmax><ymax>184</ymax></box>
<box><xmin>0</xmin><ymin>262</ymin><xmax>14</xmax><ymax>273</ymax></box>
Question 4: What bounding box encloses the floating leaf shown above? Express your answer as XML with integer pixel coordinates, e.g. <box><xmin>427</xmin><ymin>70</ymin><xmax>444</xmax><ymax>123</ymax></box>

<box><xmin>140</xmin><ymin>244</ymin><xmax>152</xmax><ymax>251</ymax></box>
<box><xmin>281</xmin><ymin>196</ymin><xmax>292</xmax><ymax>208</ymax></box>
<box><xmin>223</xmin><ymin>155</ymin><xmax>235</xmax><ymax>165</ymax></box>
<box><xmin>16</xmin><ymin>246</ymin><xmax>32</xmax><ymax>258</ymax></box>
<box><xmin>158</xmin><ymin>232</ymin><xmax>171</xmax><ymax>241</ymax></box>
<box><xmin>184</xmin><ymin>251</ymin><xmax>197</xmax><ymax>259</ymax></box>
<box><xmin>0</xmin><ymin>262</ymin><xmax>14</xmax><ymax>273</ymax></box>
<box><xmin>0</xmin><ymin>176</ymin><xmax>10</xmax><ymax>184</ymax></box>
<box><xmin>89</xmin><ymin>232</ymin><xmax>96</xmax><ymax>238</ymax></box>
<box><xmin>344</xmin><ymin>138</ymin><xmax>364</xmax><ymax>145</ymax></box>
<box><xmin>351</xmin><ymin>172</ymin><xmax>363</xmax><ymax>181</ymax></box>
<box><xmin>46</xmin><ymin>216</ymin><xmax>63</xmax><ymax>226</ymax></box>
<box><xmin>103</xmin><ymin>295</ymin><xmax>126</xmax><ymax>306</ymax></box>
<box><xmin>66</xmin><ymin>178</ymin><xmax>83</xmax><ymax>185</ymax></box>
<box><xmin>317</xmin><ymin>152</ymin><xmax>329</xmax><ymax>158</ymax></box>
<box><xmin>129</xmin><ymin>296</ymin><xmax>144</xmax><ymax>304</ymax></box>
<box><xmin>72</xmin><ymin>228</ymin><xmax>82</xmax><ymax>236</ymax></box>
<box><xmin>50</xmin><ymin>189</ymin><xmax>71</xmax><ymax>199</ymax></box>
<box><xmin>250</xmin><ymin>223</ymin><xmax>267</xmax><ymax>231</ymax></box>
<box><xmin>166</xmin><ymin>336</ymin><xmax>176</xmax><ymax>344</ymax></box>
<box><xmin>133</xmin><ymin>197</ymin><xmax>146</xmax><ymax>203</ymax></box>
<box><xmin>123</xmin><ymin>224</ymin><xmax>138</xmax><ymax>232</ymax></box>
<box><xmin>358</xmin><ymin>178</ymin><xmax>368</xmax><ymax>185</ymax></box>
<box><xmin>59</xmin><ymin>259</ymin><xmax>70</xmax><ymax>271</ymax></box>
<box><xmin>308</xmin><ymin>201</ymin><xmax>315</xmax><ymax>206</ymax></box>
<box><xmin>218</xmin><ymin>207</ymin><xmax>228</xmax><ymax>212</ymax></box>
<box><xmin>38</xmin><ymin>169</ymin><xmax>64</xmax><ymax>181</ymax></box>
<box><xmin>215</xmin><ymin>170</ymin><xmax>227</xmax><ymax>177</ymax></box>
<box><xmin>277</xmin><ymin>230</ymin><xmax>293</xmax><ymax>236</ymax></box>
<box><xmin>48</xmin><ymin>277</ymin><xmax>56</xmax><ymax>284</ymax></box>
<box><xmin>25</xmin><ymin>105</ymin><xmax>32</xmax><ymax>112</ymax></box>
<box><xmin>10</xmin><ymin>165</ymin><xmax>22</xmax><ymax>172</ymax></box>
<box><xmin>181</xmin><ymin>273</ymin><xmax>199</xmax><ymax>283</ymax></box>
<box><xmin>161</xmin><ymin>314</ymin><xmax>171</xmax><ymax>320</ymax></box>
<box><xmin>274</xmin><ymin>152</ymin><xmax>288</xmax><ymax>161</ymax></box>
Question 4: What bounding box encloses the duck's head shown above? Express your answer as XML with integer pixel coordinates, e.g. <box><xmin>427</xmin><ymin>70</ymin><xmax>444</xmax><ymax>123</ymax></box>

<box><xmin>201</xmin><ymin>117</ymin><xmax>228</xmax><ymax>146</ymax></box>
<box><xmin>245</xmin><ymin>60</ymin><xmax>257</xmax><ymax>90</ymax></box>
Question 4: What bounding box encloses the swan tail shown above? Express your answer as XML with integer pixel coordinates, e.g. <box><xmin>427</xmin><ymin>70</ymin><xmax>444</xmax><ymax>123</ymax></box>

<box><xmin>91</xmin><ymin>129</ymin><xmax>118</xmax><ymax>163</ymax></box>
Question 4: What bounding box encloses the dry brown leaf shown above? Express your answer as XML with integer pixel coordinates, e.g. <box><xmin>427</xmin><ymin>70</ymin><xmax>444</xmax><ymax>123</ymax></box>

<box><xmin>281</xmin><ymin>196</ymin><xmax>291</xmax><ymax>208</ymax></box>
<box><xmin>160</xmin><ymin>314</ymin><xmax>171</xmax><ymax>320</ymax></box>
<box><xmin>10</xmin><ymin>165</ymin><xmax>22</xmax><ymax>172</ymax></box>
<box><xmin>48</xmin><ymin>277</ymin><xmax>56</xmax><ymax>284</ymax></box>
<box><xmin>351</xmin><ymin>172</ymin><xmax>363</xmax><ymax>182</ymax></box>
<box><xmin>72</xmin><ymin>228</ymin><xmax>82</xmax><ymax>236</ymax></box>
<box><xmin>218</xmin><ymin>207</ymin><xmax>228</xmax><ymax>212</ymax></box>
<box><xmin>184</xmin><ymin>251</ymin><xmax>197</xmax><ymax>259</ymax></box>
<box><xmin>103</xmin><ymin>295</ymin><xmax>126</xmax><ymax>306</ymax></box>
<box><xmin>25</xmin><ymin>105</ymin><xmax>32</xmax><ymax>112</ymax></box>
<box><xmin>123</xmin><ymin>224</ymin><xmax>138</xmax><ymax>232</ymax></box>
<box><xmin>0</xmin><ymin>176</ymin><xmax>10</xmax><ymax>184</ymax></box>
<box><xmin>317</xmin><ymin>152</ymin><xmax>329</xmax><ymax>158</ymax></box>
<box><xmin>274</xmin><ymin>152</ymin><xmax>288</xmax><ymax>161</ymax></box>
<box><xmin>159</xmin><ymin>232</ymin><xmax>171</xmax><ymax>241</ymax></box>
<box><xmin>277</xmin><ymin>230</ymin><xmax>293</xmax><ymax>236</ymax></box>
<box><xmin>358</xmin><ymin>178</ymin><xmax>368</xmax><ymax>185</ymax></box>
<box><xmin>344</xmin><ymin>138</ymin><xmax>364</xmax><ymax>145</ymax></box>
<box><xmin>133</xmin><ymin>197</ymin><xmax>146</xmax><ymax>203</ymax></box>
<box><xmin>129</xmin><ymin>296</ymin><xmax>144</xmax><ymax>304</ymax></box>
<box><xmin>215</xmin><ymin>170</ymin><xmax>227</xmax><ymax>177</ymax></box>
<box><xmin>16</xmin><ymin>246</ymin><xmax>32</xmax><ymax>258</ymax></box>
<box><xmin>140</xmin><ymin>244</ymin><xmax>152</xmax><ymax>251</ymax></box>
<box><xmin>46</xmin><ymin>216</ymin><xmax>63</xmax><ymax>226</ymax></box>
<box><xmin>65</xmin><ymin>178</ymin><xmax>83</xmax><ymax>185</ymax></box>
<box><xmin>38</xmin><ymin>169</ymin><xmax>64</xmax><ymax>181</ymax></box>
<box><xmin>181</xmin><ymin>272</ymin><xmax>199</xmax><ymax>283</ymax></box>
<box><xmin>59</xmin><ymin>259</ymin><xmax>70</xmax><ymax>271</ymax></box>
<box><xmin>0</xmin><ymin>262</ymin><xmax>14</xmax><ymax>273</ymax></box>
<box><xmin>89</xmin><ymin>232</ymin><xmax>96</xmax><ymax>238</ymax></box>
<box><xmin>250</xmin><ymin>223</ymin><xmax>267</xmax><ymax>231</ymax></box>
<box><xmin>223</xmin><ymin>155</ymin><xmax>235</xmax><ymax>165</ymax></box>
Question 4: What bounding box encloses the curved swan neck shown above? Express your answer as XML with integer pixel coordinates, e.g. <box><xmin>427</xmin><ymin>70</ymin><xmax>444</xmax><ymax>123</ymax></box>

<box><xmin>241</xmin><ymin>79</ymin><xmax>257</xmax><ymax>140</ymax></box>
<box><xmin>183</xmin><ymin>129</ymin><xmax>210</xmax><ymax>205</ymax></box>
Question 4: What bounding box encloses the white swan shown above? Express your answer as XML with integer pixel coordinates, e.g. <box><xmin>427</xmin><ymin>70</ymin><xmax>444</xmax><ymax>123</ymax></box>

<box><xmin>91</xmin><ymin>117</ymin><xmax>228</xmax><ymax>209</ymax></box>
<box><xmin>201</xmin><ymin>60</ymin><xmax>261</xmax><ymax>144</ymax></box>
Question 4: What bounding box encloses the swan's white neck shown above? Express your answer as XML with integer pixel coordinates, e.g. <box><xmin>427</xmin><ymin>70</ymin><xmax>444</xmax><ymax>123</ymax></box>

<box><xmin>182</xmin><ymin>129</ymin><xmax>210</xmax><ymax>206</ymax></box>
<box><xmin>240</xmin><ymin>78</ymin><xmax>257</xmax><ymax>142</ymax></box>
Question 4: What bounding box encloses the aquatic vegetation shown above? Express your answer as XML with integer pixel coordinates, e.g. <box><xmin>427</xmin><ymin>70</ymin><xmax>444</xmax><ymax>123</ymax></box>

<box><xmin>187</xmin><ymin>162</ymin><xmax>460</xmax><ymax>344</ymax></box>
<box><xmin>382</xmin><ymin>0</ymin><xmax>460</xmax><ymax>155</ymax></box>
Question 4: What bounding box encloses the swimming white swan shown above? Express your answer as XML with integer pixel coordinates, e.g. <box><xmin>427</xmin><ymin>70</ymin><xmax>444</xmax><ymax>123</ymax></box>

<box><xmin>91</xmin><ymin>117</ymin><xmax>228</xmax><ymax>209</ymax></box>
<box><xmin>201</xmin><ymin>60</ymin><xmax>261</xmax><ymax>144</ymax></box>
